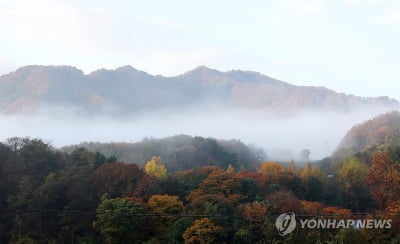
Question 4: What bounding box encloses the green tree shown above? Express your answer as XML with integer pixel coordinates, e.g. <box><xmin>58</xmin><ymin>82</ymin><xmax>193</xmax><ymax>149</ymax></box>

<box><xmin>93</xmin><ymin>197</ymin><xmax>143</xmax><ymax>244</ymax></box>
<box><xmin>337</xmin><ymin>157</ymin><xmax>372</xmax><ymax>211</ymax></box>
<box><xmin>168</xmin><ymin>218</ymin><xmax>194</xmax><ymax>244</ymax></box>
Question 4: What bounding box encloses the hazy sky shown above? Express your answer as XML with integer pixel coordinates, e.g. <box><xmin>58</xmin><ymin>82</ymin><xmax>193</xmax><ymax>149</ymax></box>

<box><xmin>0</xmin><ymin>0</ymin><xmax>399</xmax><ymax>99</ymax></box>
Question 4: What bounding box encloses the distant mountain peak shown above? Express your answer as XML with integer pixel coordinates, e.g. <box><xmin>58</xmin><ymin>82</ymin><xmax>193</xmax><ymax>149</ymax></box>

<box><xmin>3</xmin><ymin>65</ymin><xmax>83</xmax><ymax>82</ymax></box>
<box><xmin>182</xmin><ymin>66</ymin><xmax>221</xmax><ymax>77</ymax></box>
<box><xmin>115</xmin><ymin>65</ymin><xmax>138</xmax><ymax>72</ymax></box>
<box><xmin>88</xmin><ymin>66</ymin><xmax>150</xmax><ymax>78</ymax></box>
<box><xmin>225</xmin><ymin>69</ymin><xmax>292</xmax><ymax>86</ymax></box>
<box><xmin>115</xmin><ymin>65</ymin><xmax>151</xmax><ymax>76</ymax></box>
<box><xmin>192</xmin><ymin>65</ymin><xmax>216</xmax><ymax>71</ymax></box>
<box><xmin>14</xmin><ymin>65</ymin><xmax>82</xmax><ymax>73</ymax></box>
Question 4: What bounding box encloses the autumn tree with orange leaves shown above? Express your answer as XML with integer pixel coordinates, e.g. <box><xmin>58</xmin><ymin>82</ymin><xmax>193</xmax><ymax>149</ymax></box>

<box><xmin>183</xmin><ymin>218</ymin><xmax>226</xmax><ymax>244</ymax></box>
<box><xmin>367</xmin><ymin>152</ymin><xmax>400</xmax><ymax>209</ymax></box>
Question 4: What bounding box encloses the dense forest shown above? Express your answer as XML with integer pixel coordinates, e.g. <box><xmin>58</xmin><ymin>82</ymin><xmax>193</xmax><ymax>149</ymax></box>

<box><xmin>61</xmin><ymin>135</ymin><xmax>266</xmax><ymax>172</ymax></box>
<box><xmin>1</xmin><ymin>112</ymin><xmax>400</xmax><ymax>243</ymax></box>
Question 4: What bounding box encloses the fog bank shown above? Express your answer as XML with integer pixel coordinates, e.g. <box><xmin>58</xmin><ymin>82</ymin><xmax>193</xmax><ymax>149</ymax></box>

<box><xmin>0</xmin><ymin>106</ymin><xmax>395</xmax><ymax>160</ymax></box>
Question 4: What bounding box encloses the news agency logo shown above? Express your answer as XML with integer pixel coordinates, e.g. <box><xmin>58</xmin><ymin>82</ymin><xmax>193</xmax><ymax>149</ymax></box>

<box><xmin>275</xmin><ymin>212</ymin><xmax>296</xmax><ymax>236</ymax></box>
<box><xmin>275</xmin><ymin>212</ymin><xmax>392</xmax><ymax>236</ymax></box>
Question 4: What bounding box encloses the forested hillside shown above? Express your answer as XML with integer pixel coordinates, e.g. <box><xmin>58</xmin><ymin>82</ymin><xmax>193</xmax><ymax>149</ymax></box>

<box><xmin>61</xmin><ymin>135</ymin><xmax>266</xmax><ymax>172</ymax></box>
<box><xmin>1</xmin><ymin>129</ymin><xmax>400</xmax><ymax>243</ymax></box>
<box><xmin>333</xmin><ymin>111</ymin><xmax>400</xmax><ymax>162</ymax></box>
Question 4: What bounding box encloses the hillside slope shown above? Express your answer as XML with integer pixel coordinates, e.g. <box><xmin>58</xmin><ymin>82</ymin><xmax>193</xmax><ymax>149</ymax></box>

<box><xmin>333</xmin><ymin>111</ymin><xmax>400</xmax><ymax>161</ymax></box>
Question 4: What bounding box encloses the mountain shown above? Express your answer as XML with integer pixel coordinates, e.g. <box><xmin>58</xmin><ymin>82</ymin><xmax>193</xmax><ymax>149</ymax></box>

<box><xmin>0</xmin><ymin>65</ymin><xmax>397</xmax><ymax>116</ymax></box>
<box><xmin>332</xmin><ymin>111</ymin><xmax>400</xmax><ymax>161</ymax></box>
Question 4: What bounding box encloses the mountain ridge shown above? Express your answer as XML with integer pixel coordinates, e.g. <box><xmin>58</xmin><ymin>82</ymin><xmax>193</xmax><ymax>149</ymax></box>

<box><xmin>0</xmin><ymin>65</ymin><xmax>397</xmax><ymax>116</ymax></box>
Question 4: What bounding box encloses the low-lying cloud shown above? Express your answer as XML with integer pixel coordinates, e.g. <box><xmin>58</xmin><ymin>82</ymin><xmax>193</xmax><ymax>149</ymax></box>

<box><xmin>0</xmin><ymin>105</ymin><xmax>396</xmax><ymax>161</ymax></box>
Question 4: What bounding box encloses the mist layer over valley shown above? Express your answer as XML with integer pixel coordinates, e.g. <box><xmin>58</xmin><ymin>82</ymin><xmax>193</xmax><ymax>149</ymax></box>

<box><xmin>0</xmin><ymin>105</ymin><xmax>395</xmax><ymax>160</ymax></box>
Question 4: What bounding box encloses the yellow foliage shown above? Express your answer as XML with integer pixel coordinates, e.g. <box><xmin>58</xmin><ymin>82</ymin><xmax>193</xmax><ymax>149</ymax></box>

<box><xmin>298</xmin><ymin>162</ymin><xmax>312</xmax><ymax>179</ymax></box>
<box><xmin>147</xmin><ymin>194</ymin><xmax>184</xmax><ymax>235</ymax></box>
<box><xmin>226</xmin><ymin>164</ymin><xmax>234</xmax><ymax>173</ymax></box>
<box><xmin>148</xmin><ymin>194</ymin><xmax>184</xmax><ymax>214</ymax></box>
<box><xmin>183</xmin><ymin>218</ymin><xmax>226</xmax><ymax>244</ymax></box>
<box><xmin>258</xmin><ymin>161</ymin><xmax>286</xmax><ymax>177</ymax></box>
<box><xmin>298</xmin><ymin>163</ymin><xmax>328</xmax><ymax>184</ymax></box>
<box><xmin>338</xmin><ymin>158</ymin><xmax>367</xmax><ymax>192</ymax></box>
<box><xmin>287</xmin><ymin>160</ymin><xmax>297</xmax><ymax>175</ymax></box>
<box><xmin>144</xmin><ymin>156</ymin><xmax>167</xmax><ymax>179</ymax></box>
